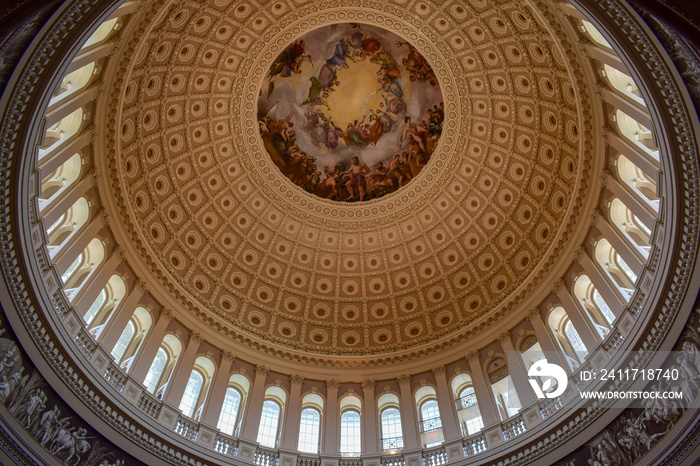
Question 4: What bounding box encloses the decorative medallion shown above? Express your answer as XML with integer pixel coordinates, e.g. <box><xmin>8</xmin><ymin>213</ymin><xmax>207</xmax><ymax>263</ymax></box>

<box><xmin>257</xmin><ymin>24</ymin><xmax>444</xmax><ymax>202</ymax></box>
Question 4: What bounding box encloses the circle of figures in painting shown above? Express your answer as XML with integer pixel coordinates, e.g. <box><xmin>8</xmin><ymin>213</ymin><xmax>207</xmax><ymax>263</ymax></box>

<box><xmin>258</xmin><ymin>23</ymin><xmax>444</xmax><ymax>202</ymax></box>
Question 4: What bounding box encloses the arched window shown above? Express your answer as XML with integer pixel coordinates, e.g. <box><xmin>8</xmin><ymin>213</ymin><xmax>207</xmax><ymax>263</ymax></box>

<box><xmin>415</xmin><ymin>386</ymin><xmax>443</xmax><ymax>447</ymax></box>
<box><xmin>595</xmin><ymin>239</ymin><xmax>637</xmax><ymax>298</ymax></box>
<box><xmin>580</xmin><ymin>19</ymin><xmax>612</xmax><ymax>49</ymax></box>
<box><xmin>610</xmin><ymin>198</ymin><xmax>652</xmax><ymax>257</ymax></box>
<box><xmin>298</xmin><ymin>408</ymin><xmax>321</xmax><ymax>453</ymax></box>
<box><xmin>111</xmin><ymin>321</ymin><xmax>134</xmax><ymax>363</ymax></box>
<box><xmin>38</xmin><ymin>108</ymin><xmax>84</xmax><ymax>160</ymax></box>
<box><xmin>217</xmin><ymin>373</ymin><xmax>250</xmax><ymax>436</ymax></box>
<box><xmin>378</xmin><ymin>393</ymin><xmax>403</xmax><ymax>451</ymax></box>
<box><xmin>84</xmin><ymin>274</ymin><xmax>126</xmax><ymax>330</ymax></box>
<box><xmin>81</xmin><ymin>17</ymin><xmax>119</xmax><ymax>49</ymax></box>
<box><xmin>39</xmin><ymin>153</ymin><xmax>82</xmax><ymax>211</ymax></box>
<box><xmin>61</xmin><ymin>237</ymin><xmax>104</xmax><ymax>299</ymax></box>
<box><xmin>298</xmin><ymin>393</ymin><xmax>323</xmax><ymax>453</ymax></box>
<box><xmin>565</xmin><ymin>321</ymin><xmax>587</xmax><ymax>356</ymax></box>
<box><xmin>573</xmin><ymin>275</ymin><xmax>614</xmax><ymax>333</ymax></box>
<box><xmin>617</xmin><ymin>155</ymin><xmax>659</xmax><ymax>211</ymax></box>
<box><xmin>143</xmin><ymin>334</ymin><xmax>182</xmax><ymax>396</ymax></box>
<box><xmin>144</xmin><ymin>348</ymin><xmax>167</xmax><ymax>394</ymax></box>
<box><xmin>340</xmin><ymin>410</ymin><xmax>361</xmax><ymax>456</ymax></box>
<box><xmin>46</xmin><ymin>197</ymin><xmax>90</xmax><ymax>257</ymax></box>
<box><xmin>615</xmin><ymin>109</ymin><xmax>657</xmax><ymax>157</ymax></box>
<box><xmin>488</xmin><ymin>358</ymin><xmax>521</xmax><ymax>421</ymax></box>
<box><xmin>218</xmin><ymin>388</ymin><xmax>242</xmax><ymax>436</ymax></box>
<box><xmin>380</xmin><ymin>407</ymin><xmax>403</xmax><ymax>451</ymax></box>
<box><xmin>257</xmin><ymin>400</ymin><xmax>281</xmax><ymax>448</ymax></box>
<box><xmin>257</xmin><ymin>386</ymin><xmax>286</xmax><ymax>448</ymax></box>
<box><xmin>50</xmin><ymin>63</ymin><xmax>96</xmax><ymax>105</ymax></box>
<box><xmin>601</xmin><ymin>64</ymin><xmax>643</xmax><ymax>101</ymax></box>
<box><xmin>548</xmin><ymin>307</ymin><xmax>588</xmax><ymax>369</ymax></box>
<box><xmin>111</xmin><ymin>307</ymin><xmax>152</xmax><ymax>370</ymax></box>
<box><xmin>179</xmin><ymin>370</ymin><xmax>204</xmax><ymax>418</ymax></box>
<box><xmin>451</xmin><ymin>373</ymin><xmax>483</xmax><ymax>437</ymax></box>
<box><xmin>84</xmin><ymin>289</ymin><xmax>106</xmax><ymax>326</ymax></box>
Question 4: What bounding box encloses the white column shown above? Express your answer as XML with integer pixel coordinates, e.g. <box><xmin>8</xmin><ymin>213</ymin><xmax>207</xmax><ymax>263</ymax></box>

<box><xmin>130</xmin><ymin>309</ymin><xmax>172</xmax><ymax>380</ymax></box>
<box><xmin>72</xmin><ymin>248</ymin><xmax>124</xmax><ymax>314</ymax></box>
<box><xmin>361</xmin><ymin>380</ymin><xmax>378</xmax><ymax>454</ymax></box>
<box><xmin>466</xmin><ymin>352</ymin><xmax>499</xmax><ymax>427</ymax></box>
<box><xmin>554</xmin><ymin>281</ymin><xmax>602</xmax><ymax>352</ymax></box>
<box><xmin>526</xmin><ymin>309</ymin><xmax>570</xmax><ymax>371</ymax></box>
<box><xmin>322</xmin><ymin>380</ymin><xmax>339</xmax><ymax>454</ymax></box>
<box><xmin>163</xmin><ymin>331</ymin><xmax>202</xmax><ymax>407</ymax></box>
<box><xmin>577</xmin><ymin>248</ymin><xmax>627</xmax><ymax>312</ymax></box>
<box><xmin>498</xmin><ymin>333</ymin><xmax>536</xmax><ymax>407</ymax></box>
<box><xmin>98</xmin><ymin>279</ymin><xmax>147</xmax><ymax>349</ymax></box>
<box><xmin>45</xmin><ymin>86</ymin><xmax>99</xmax><ymax>127</ymax></box>
<box><xmin>37</xmin><ymin>131</ymin><xmax>89</xmax><ymax>175</ymax></box>
<box><xmin>601</xmin><ymin>86</ymin><xmax>651</xmax><ymax>129</ymax></box>
<box><xmin>240</xmin><ymin>365</ymin><xmax>269</xmax><ymax>442</ymax></box>
<box><xmin>397</xmin><ymin>375</ymin><xmax>419</xmax><ymax>449</ymax></box>
<box><xmin>281</xmin><ymin>375</ymin><xmax>304</xmax><ymax>450</ymax></box>
<box><xmin>53</xmin><ymin>212</ymin><xmax>106</xmax><ymax>276</ymax></box>
<box><xmin>432</xmin><ymin>366</ymin><xmax>460</xmax><ymax>441</ymax></box>
<box><xmin>201</xmin><ymin>351</ymin><xmax>235</xmax><ymax>427</ymax></box>
<box><xmin>594</xmin><ymin>213</ymin><xmax>646</xmax><ymax>276</ymax></box>
<box><xmin>41</xmin><ymin>171</ymin><xmax>94</xmax><ymax>227</ymax></box>
<box><xmin>608</xmin><ymin>132</ymin><xmax>660</xmax><ymax>180</ymax></box>
<box><xmin>606</xmin><ymin>173</ymin><xmax>657</xmax><ymax>230</ymax></box>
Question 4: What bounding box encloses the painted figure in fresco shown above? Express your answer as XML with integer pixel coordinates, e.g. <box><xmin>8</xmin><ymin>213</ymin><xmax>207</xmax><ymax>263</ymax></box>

<box><xmin>369</xmin><ymin>162</ymin><xmax>394</xmax><ymax>195</ymax></box>
<box><xmin>341</xmin><ymin>156</ymin><xmax>371</xmax><ymax>201</ymax></box>
<box><xmin>317</xmin><ymin>166</ymin><xmax>341</xmax><ymax>200</ymax></box>
<box><xmin>267</xmin><ymin>39</ymin><xmax>312</xmax><ymax>95</ymax></box>
<box><xmin>0</xmin><ymin>376</ymin><xmax>10</xmax><ymax>403</ymax></box>
<box><xmin>396</xmin><ymin>40</ymin><xmax>437</xmax><ymax>85</ymax></box>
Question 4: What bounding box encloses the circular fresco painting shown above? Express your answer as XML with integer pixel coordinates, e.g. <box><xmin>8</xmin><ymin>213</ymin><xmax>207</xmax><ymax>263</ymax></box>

<box><xmin>258</xmin><ymin>24</ymin><xmax>444</xmax><ymax>202</ymax></box>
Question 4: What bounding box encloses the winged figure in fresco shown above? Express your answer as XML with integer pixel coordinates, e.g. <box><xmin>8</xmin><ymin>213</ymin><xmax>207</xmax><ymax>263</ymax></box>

<box><xmin>266</xmin><ymin>39</ymin><xmax>312</xmax><ymax>95</ymax></box>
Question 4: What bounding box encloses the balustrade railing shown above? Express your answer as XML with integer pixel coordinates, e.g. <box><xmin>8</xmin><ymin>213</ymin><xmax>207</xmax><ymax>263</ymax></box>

<box><xmin>603</xmin><ymin>329</ymin><xmax>625</xmax><ymax>356</ymax></box>
<box><xmin>174</xmin><ymin>415</ymin><xmax>199</xmax><ymax>441</ymax></box>
<box><xmin>539</xmin><ymin>396</ymin><xmax>563</xmax><ymax>419</ymax></box>
<box><xmin>104</xmin><ymin>362</ymin><xmax>126</xmax><ymax>391</ymax></box>
<box><xmin>255</xmin><ymin>446</ymin><xmax>280</xmax><ymax>466</ymax></box>
<box><xmin>74</xmin><ymin>329</ymin><xmax>95</xmax><ymax>358</ymax></box>
<box><xmin>501</xmin><ymin>415</ymin><xmax>526</xmax><ymax>441</ymax></box>
<box><xmin>137</xmin><ymin>389</ymin><xmax>162</xmax><ymax>418</ymax></box>
<box><xmin>462</xmin><ymin>433</ymin><xmax>487</xmax><ymax>457</ymax></box>
<box><xmin>421</xmin><ymin>446</ymin><xmax>447</xmax><ymax>466</ymax></box>
<box><xmin>339</xmin><ymin>458</ymin><xmax>362</xmax><ymax>466</ymax></box>
<box><xmin>380</xmin><ymin>454</ymin><xmax>405</xmax><ymax>466</ymax></box>
<box><xmin>297</xmin><ymin>456</ymin><xmax>321</xmax><ymax>466</ymax></box>
<box><xmin>214</xmin><ymin>433</ymin><xmax>239</xmax><ymax>456</ymax></box>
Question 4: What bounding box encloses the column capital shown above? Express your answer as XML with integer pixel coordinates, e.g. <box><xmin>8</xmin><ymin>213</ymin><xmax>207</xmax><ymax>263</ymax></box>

<box><xmin>160</xmin><ymin>308</ymin><xmax>173</xmax><ymax>322</ymax></box>
<box><xmin>361</xmin><ymin>379</ymin><xmax>375</xmax><ymax>391</ymax></box>
<box><xmin>326</xmin><ymin>379</ymin><xmax>339</xmax><ymax>390</ymax></box>
<box><xmin>291</xmin><ymin>374</ymin><xmax>304</xmax><ymax>385</ymax></box>
<box><xmin>552</xmin><ymin>278</ymin><xmax>564</xmax><ymax>292</ymax></box>
<box><xmin>574</xmin><ymin>245</ymin><xmax>586</xmax><ymax>261</ymax></box>
<box><xmin>136</xmin><ymin>278</ymin><xmax>148</xmax><ymax>292</ymax></box>
<box><xmin>497</xmin><ymin>332</ymin><xmax>510</xmax><ymax>343</ymax></box>
<box><xmin>255</xmin><ymin>365</ymin><xmax>269</xmax><ymax>376</ymax></box>
<box><xmin>190</xmin><ymin>330</ymin><xmax>203</xmax><ymax>344</ymax></box>
<box><xmin>223</xmin><ymin>350</ymin><xmax>235</xmax><ymax>361</ymax></box>
<box><xmin>113</xmin><ymin>246</ymin><xmax>126</xmax><ymax>262</ymax></box>
<box><xmin>526</xmin><ymin>308</ymin><xmax>540</xmax><ymax>321</ymax></box>
<box><xmin>466</xmin><ymin>350</ymin><xmax>480</xmax><ymax>362</ymax></box>
<box><xmin>431</xmin><ymin>365</ymin><xmax>446</xmax><ymax>376</ymax></box>
<box><xmin>397</xmin><ymin>374</ymin><xmax>411</xmax><ymax>385</ymax></box>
